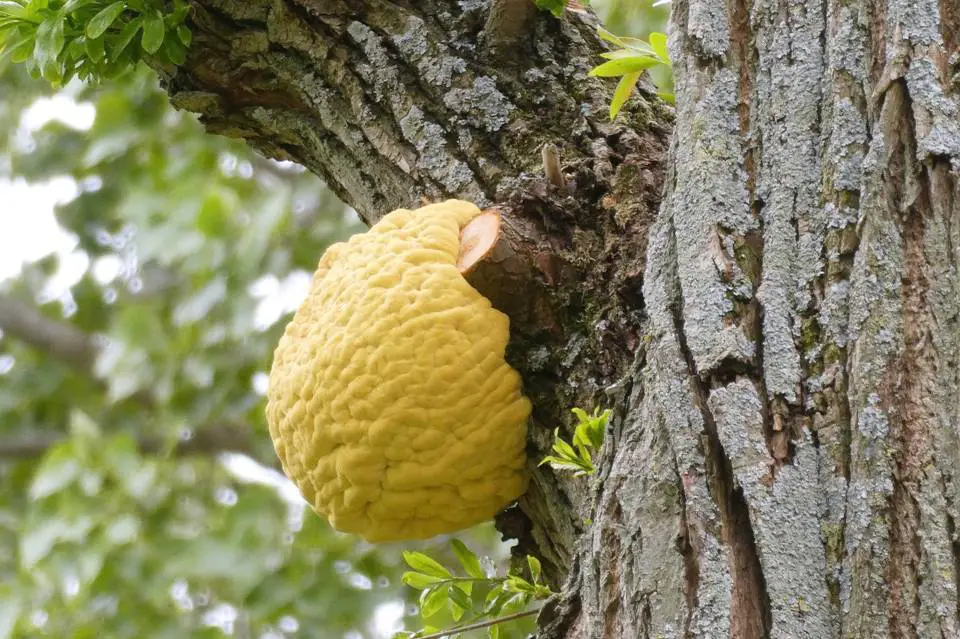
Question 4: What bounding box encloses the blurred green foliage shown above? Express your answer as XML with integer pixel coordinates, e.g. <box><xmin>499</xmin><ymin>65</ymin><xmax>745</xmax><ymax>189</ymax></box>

<box><xmin>0</xmin><ymin>1</ymin><xmax>665</xmax><ymax>637</ymax></box>
<box><xmin>593</xmin><ymin>0</ymin><xmax>669</xmax><ymax>35</ymax></box>
<box><xmin>0</xmin><ymin>0</ymin><xmax>191</xmax><ymax>85</ymax></box>
<box><xmin>0</xmin><ymin>59</ymin><xmax>412</xmax><ymax>637</ymax></box>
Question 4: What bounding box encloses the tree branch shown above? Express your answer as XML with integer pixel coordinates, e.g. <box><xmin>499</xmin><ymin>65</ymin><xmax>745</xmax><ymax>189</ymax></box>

<box><xmin>0</xmin><ymin>423</ymin><xmax>262</xmax><ymax>461</ymax></box>
<box><xmin>410</xmin><ymin>609</ymin><xmax>542</xmax><ymax>639</ymax></box>
<box><xmin>0</xmin><ymin>293</ymin><xmax>279</xmax><ymax>467</ymax></box>
<box><xmin>0</xmin><ymin>293</ymin><xmax>99</xmax><ymax>373</ymax></box>
<box><xmin>0</xmin><ymin>291</ymin><xmax>159</xmax><ymax>404</ymax></box>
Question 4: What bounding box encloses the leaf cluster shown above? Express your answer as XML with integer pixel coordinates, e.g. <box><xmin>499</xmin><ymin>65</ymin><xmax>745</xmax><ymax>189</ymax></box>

<box><xmin>539</xmin><ymin>407</ymin><xmax>611</xmax><ymax>476</ymax></box>
<box><xmin>0</xmin><ymin>0</ymin><xmax>190</xmax><ymax>86</ymax></box>
<box><xmin>591</xmin><ymin>28</ymin><xmax>674</xmax><ymax>119</ymax></box>
<box><xmin>397</xmin><ymin>541</ymin><xmax>552</xmax><ymax>639</ymax></box>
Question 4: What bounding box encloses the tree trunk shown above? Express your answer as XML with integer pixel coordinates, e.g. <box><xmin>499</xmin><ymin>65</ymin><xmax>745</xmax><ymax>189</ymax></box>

<box><xmin>168</xmin><ymin>0</ymin><xmax>960</xmax><ymax>636</ymax></box>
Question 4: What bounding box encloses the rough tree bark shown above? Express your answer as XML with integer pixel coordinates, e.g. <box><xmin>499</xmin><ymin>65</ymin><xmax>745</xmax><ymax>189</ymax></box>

<box><xmin>163</xmin><ymin>0</ymin><xmax>960</xmax><ymax>636</ymax></box>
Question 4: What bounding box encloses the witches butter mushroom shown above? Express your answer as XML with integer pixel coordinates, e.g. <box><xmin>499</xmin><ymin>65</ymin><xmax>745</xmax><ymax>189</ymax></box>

<box><xmin>266</xmin><ymin>200</ymin><xmax>530</xmax><ymax>542</ymax></box>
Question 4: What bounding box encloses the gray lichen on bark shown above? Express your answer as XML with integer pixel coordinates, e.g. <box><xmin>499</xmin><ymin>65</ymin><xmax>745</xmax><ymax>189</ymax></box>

<box><xmin>600</xmin><ymin>0</ymin><xmax>960</xmax><ymax>632</ymax></box>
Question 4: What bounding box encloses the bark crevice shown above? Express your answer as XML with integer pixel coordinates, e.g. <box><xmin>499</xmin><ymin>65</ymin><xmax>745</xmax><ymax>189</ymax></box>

<box><xmin>671</xmin><ymin>297</ymin><xmax>772</xmax><ymax>639</ymax></box>
<box><xmin>883</xmin><ymin>83</ymin><xmax>927</xmax><ymax>637</ymax></box>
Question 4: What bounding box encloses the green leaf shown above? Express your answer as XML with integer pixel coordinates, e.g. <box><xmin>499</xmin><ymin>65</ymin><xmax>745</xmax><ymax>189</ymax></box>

<box><xmin>539</xmin><ymin>457</ymin><xmax>585</xmax><ymax>472</ymax></box>
<box><xmin>534</xmin><ymin>583</ymin><xmax>554</xmax><ymax>598</ymax></box>
<box><xmin>64</xmin><ymin>35</ymin><xmax>84</xmax><ymax>61</ymax></box>
<box><xmin>592</xmin><ymin>410</ymin><xmax>611</xmax><ymax>444</ymax></box>
<box><xmin>451</xmin><ymin>539</ymin><xmax>485</xmax><ymax>579</ymax></box>
<box><xmin>600</xmin><ymin>48</ymin><xmax>654</xmax><ymax>60</ymax></box>
<box><xmin>572</xmin><ymin>407</ymin><xmax>608</xmax><ymax>448</ymax></box>
<box><xmin>33</xmin><ymin>14</ymin><xmax>64</xmax><ymax>73</ymax></box>
<box><xmin>20</xmin><ymin>516</ymin><xmax>94</xmax><ymax>568</ymax></box>
<box><xmin>589</xmin><ymin>54</ymin><xmax>660</xmax><ymax>77</ymax></box>
<box><xmin>86</xmin><ymin>2</ymin><xmax>126</xmax><ymax>39</ymax></box>
<box><xmin>161</xmin><ymin>36</ymin><xmax>186</xmax><ymax>64</ymax></box>
<box><xmin>549</xmin><ymin>430</ymin><xmax>577</xmax><ymax>457</ymax></box>
<box><xmin>534</xmin><ymin>0</ymin><xmax>567</xmax><ymax>17</ymax></box>
<box><xmin>540</xmin><ymin>420</ymin><xmax>598</xmax><ymax>475</ymax></box>
<box><xmin>573</xmin><ymin>423</ymin><xmax>598</xmax><ymax>451</ymax></box>
<box><xmin>454</xmin><ymin>579</ymin><xmax>472</xmax><ymax>597</ymax></box>
<box><xmin>402</xmin><ymin>551</ymin><xmax>452</xmax><ymax>579</ymax></box>
<box><xmin>8</xmin><ymin>34</ymin><xmax>34</xmax><ymax>64</ymax></box>
<box><xmin>571</xmin><ymin>424</ymin><xmax>589</xmax><ymax>449</ymax></box>
<box><xmin>657</xmin><ymin>91</ymin><xmax>676</xmax><ymax>105</ymax></box>
<box><xmin>85</xmin><ymin>32</ymin><xmax>105</xmax><ymax>62</ymax></box>
<box><xmin>69</xmin><ymin>409</ymin><xmax>101</xmax><ymax>440</ymax></box>
<box><xmin>0</xmin><ymin>2</ymin><xmax>33</xmax><ymax>20</ymax></box>
<box><xmin>172</xmin><ymin>277</ymin><xmax>226</xmax><ymax>325</ymax></box>
<box><xmin>484</xmin><ymin>583</ymin><xmax>506</xmax><ymax>612</ymax></box>
<box><xmin>140</xmin><ymin>10</ymin><xmax>163</xmax><ymax>54</ymax></box>
<box><xmin>505</xmin><ymin>575</ymin><xmax>536</xmax><ymax>594</ymax></box>
<box><xmin>176</xmin><ymin>24</ymin><xmax>190</xmax><ymax>46</ymax></box>
<box><xmin>402</xmin><ymin>571</ymin><xmax>445</xmax><ymax>590</ymax></box>
<box><xmin>550</xmin><ymin>459</ymin><xmax>596</xmax><ymax>477</ymax></box>
<box><xmin>550</xmin><ymin>446</ymin><xmax>576</xmax><ymax>464</ymax></box>
<box><xmin>575</xmin><ymin>442</ymin><xmax>593</xmax><ymax>465</ymax></box>
<box><xmin>20</xmin><ymin>526</ymin><xmax>57</xmax><ymax>569</ymax></box>
<box><xmin>571</xmin><ymin>407</ymin><xmax>589</xmax><ymax>423</ymax></box>
<box><xmin>167</xmin><ymin>1</ymin><xmax>189</xmax><ymax>23</ymax></box>
<box><xmin>597</xmin><ymin>27</ymin><xmax>625</xmax><ymax>47</ymax></box>
<box><xmin>447</xmin><ymin>584</ymin><xmax>473</xmax><ymax>612</ymax></box>
<box><xmin>110</xmin><ymin>15</ymin><xmax>141</xmax><ymax>55</ymax></box>
<box><xmin>526</xmin><ymin>556</ymin><xmax>542</xmax><ymax>583</ymax></box>
<box><xmin>649</xmin><ymin>31</ymin><xmax>670</xmax><ymax>63</ymax></box>
<box><xmin>418</xmin><ymin>585</ymin><xmax>447</xmax><ymax>618</ymax></box>
<box><xmin>29</xmin><ymin>443</ymin><xmax>80</xmax><ymax>500</ymax></box>
<box><xmin>500</xmin><ymin>592</ymin><xmax>531</xmax><ymax>614</ymax></box>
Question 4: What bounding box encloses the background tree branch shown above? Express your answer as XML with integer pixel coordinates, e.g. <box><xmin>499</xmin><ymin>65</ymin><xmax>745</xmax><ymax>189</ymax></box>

<box><xmin>0</xmin><ymin>292</ymin><xmax>279</xmax><ymax>467</ymax></box>
<box><xmin>0</xmin><ymin>292</ymin><xmax>99</xmax><ymax>373</ymax></box>
<box><xmin>0</xmin><ymin>423</ymin><xmax>262</xmax><ymax>461</ymax></box>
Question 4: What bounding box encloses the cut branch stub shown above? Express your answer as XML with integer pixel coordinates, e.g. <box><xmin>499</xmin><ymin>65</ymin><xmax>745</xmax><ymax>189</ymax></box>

<box><xmin>541</xmin><ymin>143</ymin><xmax>566</xmax><ymax>190</ymax></box>
<box><xmin>458</xmin><ymin>208</ymin><xmax>503</xmax><ymax>275</ymax></box>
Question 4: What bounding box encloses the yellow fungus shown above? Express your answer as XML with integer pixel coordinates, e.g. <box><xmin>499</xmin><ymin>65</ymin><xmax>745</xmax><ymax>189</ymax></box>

<box><xmin>266</xmin><ymin>199</ymin><xmax>530</xmax><ymax>542</ymax></box>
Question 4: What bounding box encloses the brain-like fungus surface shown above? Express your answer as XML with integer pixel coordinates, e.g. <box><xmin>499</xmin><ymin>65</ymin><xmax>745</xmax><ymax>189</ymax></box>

<box><xmin>266</xmin><ymin>199</ymin><xmax>531</xmax><ymax>542</ymax></box>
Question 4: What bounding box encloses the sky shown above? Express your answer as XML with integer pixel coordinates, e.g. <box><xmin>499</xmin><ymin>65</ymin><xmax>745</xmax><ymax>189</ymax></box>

<box><xmin>0</xmin><ymin>94</ymin><xmax>93</xmax><ymax>287</ymax></box>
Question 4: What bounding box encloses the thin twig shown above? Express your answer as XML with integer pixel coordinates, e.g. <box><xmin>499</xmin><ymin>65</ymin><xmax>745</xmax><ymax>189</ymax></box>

<box><xmin>424</xmin><ymin>577</ymin><xmax>500</xmax><ymax>586</ymax></box>
<box><xmin>410</xmin><ymin>608</ymin><xmax>541</xmax><ymax>639</ymax></box>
